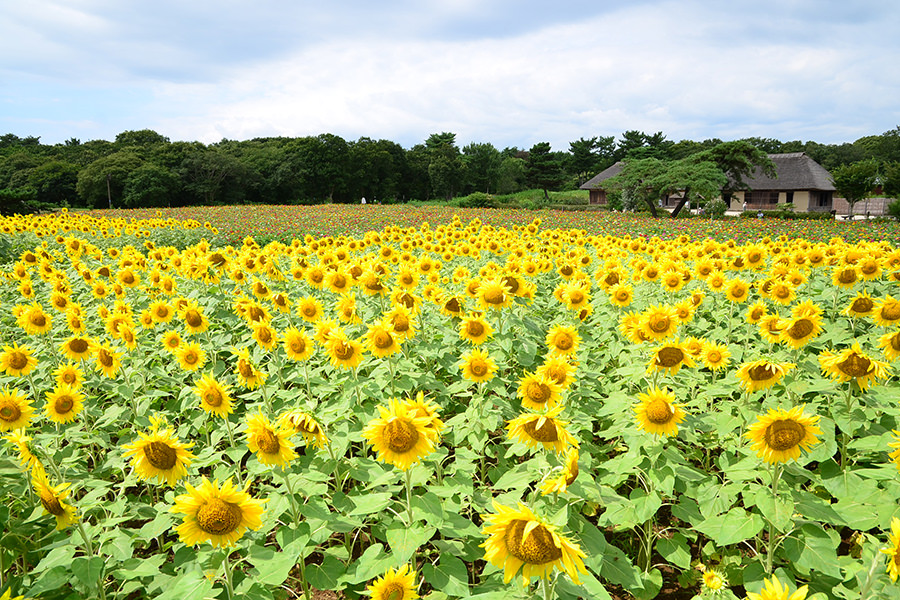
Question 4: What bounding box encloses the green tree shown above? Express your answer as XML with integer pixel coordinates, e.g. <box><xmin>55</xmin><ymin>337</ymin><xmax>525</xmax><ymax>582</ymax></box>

<box><xmin>461</xmin><ymin>142</ymin><xmax>501</xmax><ymax>194</ymax></box>
<box><xmin>496</xmin><ymin>156</ymin><xmax>526</xmax><ymax>194</ymax></box>
<box><xmin>75</xmin><ymin>150</ymin><xmax>143</xmax><ymax>208</ymax></box>
<box><xmin>882</xmin><ymin>162</ymin><xmax>900</xmax><ymax>199</ymax></box>
<box><xmin>526</xmin><ymin>142</ymin><xmax>564</xmax><ymax>200</ymax></box>
<box><xmin>831</xmin><ymin>159</ymin><xmax>879</xmax><ymax>218</ymax></box>
<box><xmin>182</xmin><ymin>147</ymin><xmax>249</xmax><ymax>205</ymax></box>
<box><xmin>27</xmin><ymin>160</ymin><xmax>80</xmax><ymax>206</ymax></box>
<box><xmin>567</xmin><ymin>137</ymin><xmax>601</xmax><ymax>185</ymax></box>
<box><xmin>424</xmin><ymin>132</ymin><xmax>462</xmax><ymax>200</ymax></box>
<box><xmin>687</xmin><ymin>140</ymin><xmax>776</xmax><ymax>212</ymax></box>
<box><xmin>122</xmin><ymin>164</ymin><xmax>180</xmax><ymax>207</ymax></box>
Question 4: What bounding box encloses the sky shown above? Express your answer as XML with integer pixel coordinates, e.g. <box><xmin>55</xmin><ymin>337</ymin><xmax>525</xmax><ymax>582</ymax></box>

<box><xmin>2</xmin><ymin>0</ymin><xmax>899</xmax><ymax>151</ymax></box>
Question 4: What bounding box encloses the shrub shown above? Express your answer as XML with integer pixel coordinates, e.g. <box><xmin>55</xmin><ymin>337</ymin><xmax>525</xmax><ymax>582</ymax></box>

<box><xmin>458</xmin><ymin>192</ymin><xmax>495</xmax><ymax>208</ymax></box>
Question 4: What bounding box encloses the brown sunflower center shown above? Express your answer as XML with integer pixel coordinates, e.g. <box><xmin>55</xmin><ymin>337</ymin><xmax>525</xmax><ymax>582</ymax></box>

<box><xmin>560</xmin><ymin>266</ymin><xmax>574</xmax><ymax>277</ymax></box>
<box><xmin>374</xmin><ymin>332</ymin><xmax>394</xmax><ymax>349</ymax></box>
<box><xmin>748</xmin><ymin>364</ymin><xmax>776</xmax><ymax>381</ymax></box>
<box><xmin>773</xmin><ymin>286</ymin><xmax>791</xmax><ymax>299</ymax></box>
<box><xmin>837</xmin><ymin>353</ymin><xmax>872</xmax><ymax>377</ymax></box>
<box><xmin>54</xmin><ymin>394</ymin><xmax>74</xmax><ymax>414</ymax></box>
<box><xmin>381</xmin><ymin>582</ymin><xmax>407</xmax><ymax>600</ymax></box>
<box><xmin>0</xmin><ymin>401</ymin><xmax>22</xmax><ymax>422</ymax></box>
<box><xmin>523</xmin><ymin>417</ymin><xmax>559</xmax><ymax>442</ymax></box>
<box><xmin>615</xmin><ymin>290</ymin><xmax>630</xmax><ymax>302</ymax></box>
<box><xmin>860</xmin><ymin>262</ymin><xmax>877</xmax><ymax>275</ymax></box>
<box><xmin>185</xmin><ymin>310</ymin><xmax>203</xmax><ymax>328</ymax></box>
<box><xmin>204</xmin><ymin>387</ymin><xmax>224</xmax><ymax>407</ymax></box>
<box><xmin>729</xmin><ymin>285</ymin><xmax>746</xmax><ymax>299</ymax></box>
<box><xmin>238</xmin><ymin>361</ymin><xmax>254</xmax><ymax>378</ymax></box>
<box><xmin>470</xmin><ymin>361</ymin><xmax>488</xmax><ymax>377</ymax></box>
<box><xmin>764</xmin><ymin>419</ymin><xmax>804</xmax><ymax>452</ymax></box>
<box><xmin>302</xmin><ymin>305</ymin><xmax>317</xmax><ymax>317</ymax></box>
<box><xmin>645</xmin><ymin>398</ymin><xmax>675</xmax><ymax>424</ymax></box>
<box><xmin>184</xmin><ymin>350</ymin><xmax>199</xmax><ymax>365</ymax></box>
<box><xmin>568</xmin><ymin>290</ymin><xmax>585</xmax><ymax>304</ymax></box>
<box><xmin>384</xmin><ymin>418</ymin><xmax>419</xmax><ymax>453</ymax></box>
<box><xmin>61</xmin><ymin>372</ymin><xmax>77</xmax><ymax>385</ymax></box>
<box><xmin>7</xmin><ymin>351</ymin><xmax>28</xmax><ymax>370</ymax></box>
<box><xmin>257</xmin><ymin>328</ymin><xmax>272</xmax><ymax>344</ymax></box>
<box><xmin>144</xmin><ymin>441</ymin><xmax>178</xmax><ymax>470</ymax></box>
<box><xmin>890</xmin><ymin>333</ymin><xmax>900</xmax><ymax>351</ymax></box>
<box><xmin>289</xmin><ymin>338</ymin><xmax>307</xmax><ymax>354</ymax></box>
<box><xmin>748</xmin><ymin>252</ymin><xmax>761</xmax><ymax>263</ymax></box>
<box><xmin>526</xmin><ymin>382</ymin><xmax>550</xmax><ymax>404</ymax></box>
<box><xmin>503</xmin><ymin>276</ymin><xmax>520</xmax><ymax>294</ymax></box>
<box><xmin>392</xmin><ymin>316</ymin><xmax>410</xmax><ymax>332</ymax></box>
<box><xmin>248</xmin><ymin>306</ymin><xmax>265</xmax><ymax>322</ymax></box>
<box><xmin>837</xmin><ymin>269</ymin><xmax>857</xmax><ymax>284</ymax></box>
<box><xmin>505</xmin><ymin>519</ymin><xmax>563</xmax><ymax>565</ymax></box>
<box><xmin>565</xmin><ymin>461</ymin><xmax>579</xmax><ymax>485</ymax></box>
<box><xmin>97</xmin><ymin>349</ymin><xmax>114</xmax><ymax>368</ymax></box>
<box><xmin>466</xmin><ymin>321</ymin><xmax>485</xmax><ymax>337</ymax></box>
<box><xmin>655</xmin><ymin>347</ymin><xmax>685</xmax><ymax>368</ymax></box>
<box><xmin>786</xmin><ymin>318</ymin><xmax>814</xmax><ymax>340</ymax></box>
<box><xmin>256</xmin><ymin>429</ymin><xmax>281</xmax><ymax>454</ymax></box>
<box><xmin>196</xmin><ymin>498</ymin><xmax>243</xmax><ymax>535</ymax></box>
<box><xmin>444</xmin><ymin>298</ymin><xmax>462</xmax><ymax>313</ymax></box>
<box><xmin>881</xmin><ymin>303</ymin><xmax>900</xmax><ymax>322</ymax></box>
<box><xmin>483</xmin><ymin>288</ymin><xmax>505</xmax><ymax>305</ymax></box>
<box><xmin>604</xmin><ymin>272</ymin><xmax>619</xmax><ymax>286</ymax></box>
<box><xmin>850</xmin><ymin>298</ymin><xmax>873</xmax><ymax>313</ymax></box>
<box><xmin>552</xmin><ymin>334</ymin><xmax>573</xmax><ymax>351</ymax></box>
<box><xmin>334</xmin><ymin>342</ymin><xmax>355</xmax><ymax>361</ymax></box>
<box><xmin>30</xmin><ymin>313</ymin><xmax>47</xmax><ymax>327</ymax></box>
<box><xmin>706</xmin><ymin>350</ymin><xmax>722</xmax><ymax>363</ymax></box>
<box><xmin>40</xmin><ymin>493</ymin><xmax>65</xmax><ymax>516</ymax></box>
<box><xmin>648</xmin><ymin>315</ymin><xmax>671</xmax><ymax>333</ymax></box>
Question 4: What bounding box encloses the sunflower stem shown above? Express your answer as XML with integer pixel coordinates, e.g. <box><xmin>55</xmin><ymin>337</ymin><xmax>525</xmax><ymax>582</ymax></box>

<box><xmin>388</xmin><ymin>355</ymin><xmax>397</xmax><ymax>398</ymax></box>
<box><xmin>76</xmin><ymin>520</ymin><xmax>106</xmax><ymax>600</ymax></box>
<box><xmin>223</xmin><ymin>415</ymin><xmax>236</xmax><ymax>449</ymax></box>
<box><xmin>303</xmin><ymin>359</ymin><xmax>313</xmax><ymax>403</ymax></box>
<box><xmin>541</xmin><ymin>574</ymin><xmax>553</xmax><ymax>600</ymax></box>
<box><xmin>764</xmin><ymin>461</ymin><xmax>782</xmax><ymax>575</ymax></box>
<box><xmin>405</xmin><ymin>468</ymin><xmax>415</xmax><ymax>527</ymax></box>
<box><xmin>221</xmin><ymin>548</ymin><xmax>235</xmax><ymax>600</ymax></box>
<box><xmin>857</xmin><ymin>546</ymin><xmax>882</xmax><ymax>600</ymax></box>
<box><xmin>281</xmin><ymin>467</ymin><xmax>300</xmax><ymax>525</ymax></box>
<box><xmin>841</xmin><ymin>382</ymin><xmax>854</xmax><ymax>473</ymax></box>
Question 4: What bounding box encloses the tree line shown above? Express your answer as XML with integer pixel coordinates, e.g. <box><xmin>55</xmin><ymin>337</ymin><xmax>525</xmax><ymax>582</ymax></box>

<box><xmin>1</xmin><ymin>126</ymin><xmax>899</xmax><ymax>214</ymax></box>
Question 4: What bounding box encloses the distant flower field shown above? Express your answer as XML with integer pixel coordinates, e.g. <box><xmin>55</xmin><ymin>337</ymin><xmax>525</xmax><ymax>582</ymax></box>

<box><xmin>1</xmin><ymin>208</ymin><xmax>899</xmax><ymax>600</ymax></box>
<box><xmin>71</xmin><ymin>204</ymin><xmax>900</xmax><ymax>245</ymax></box>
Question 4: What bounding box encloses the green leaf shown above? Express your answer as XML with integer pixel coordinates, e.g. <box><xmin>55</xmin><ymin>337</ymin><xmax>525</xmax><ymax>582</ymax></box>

<box><xmin>72</xmin><ymin>556</ymin><xmax>105</xmax><ymax>589</ymax></box>
<box><xmin>492</xmin><ymin>464</ymin><xmax>534</xmax><ymax>490</ymax></box>
<box><xmin>386</xmin><ymin>522</ymin><xmax>436</xmax><ymax>563</ymax></box>
<box><xmin>155</xmin><ymin>571</ymin><xmax>216</xmax><ymax>600</ymax></box>
<box><xmin>252</xmin><ymin>549</ymin><xmax>300</xmax><ymax>587</ymax></box>
<box><xmin>305</xmin><ymin>555</ymin><xmax>346</xmax><ymax>591</ymax></box>
<box><xmin>111</xmin><ymin>555</ymin><xmax>165</xmax><ymax>580</ymax></box>
<box><xmin>348</xmin><ymin>492</ymin><xmax>393</xmax><ymax>516</ymax></box>
<box><xmin>657</xmin><ymin>532</ymin><xmax>691</xmax><ymax>569</ymax></box>
<box><xmin>754</xmin><ymin>488</ymin><xmax>794</xmax><ymax>532</ymax></box>
<box><xmin>782</xmin><ymin>524</ymin><xmax>841</xmax><ymax>578</ymax></box>
<box><xmin>695</xmin><ymin>507</ymin><xmax>765</xmax><ymax>546</ymax></box>
<box><xmin>633</xmin><ymin>568</ymin><xmax>663</xmax><ymax>600</ymax></box>
<box><xmin>630</xmin><ymin>488</ymin><xmax>662</xmax><ymax>522</ymax></box>
<box><xmin>423</xmin><ymin>553</ymin><xmax>470</xmax><ymax>597</ymax></box>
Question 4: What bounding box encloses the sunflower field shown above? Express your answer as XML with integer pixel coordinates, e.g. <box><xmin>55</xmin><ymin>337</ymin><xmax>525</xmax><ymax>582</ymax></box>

<box><xmin>1</xmin><ymin>209</ymin><xmax>900</xmax><ymax>600</ymax></box>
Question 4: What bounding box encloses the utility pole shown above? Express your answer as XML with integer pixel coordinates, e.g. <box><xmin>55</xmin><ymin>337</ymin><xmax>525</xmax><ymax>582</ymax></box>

<box><xmin>106</xmin><ymin>173</ymin><xmax>112</xmax><ymax>209</ymax></box>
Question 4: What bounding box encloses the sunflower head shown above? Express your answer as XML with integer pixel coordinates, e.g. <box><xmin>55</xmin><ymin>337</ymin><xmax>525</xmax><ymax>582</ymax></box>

<box><xmin>367</xmin><ymin>564</ymin><xmax>419</xmax><ymax>600</ymax></box>
<box><xmin>545</xmin><ymin>324</ymin><xmax>580</xmax><ymax>356</ymax></box>
<box><xmin>819</xmin><ymin>342</ymin><xmax>890</xmax><ymax>391</ymax></box>
<box><xmin>459</xmin><ymin>348</ymin><xmax>498</xmax><ymax>383</ymax></box>
<box><xmin>634</xmin><ymin>387</ymin><xmax>686</xmax><ymax>437</ymax></box>
<box><xmin>245</xmin><ymin>413</ymin><xmax>297</xmax><ymax>467</ymax></box>
<box><xmin>517</xmin><ymin>372</ymin><xmax>562</xmax><ymax>411</ymax></box>
<box><xmin>170</xmin><ymin>477</ymin><xmax>267</xmax><ymax>547</ymax></box>
<box><xmin>736</xmin><ymin>359</ymin><xmax>794</xmax><ymax>393</ymax></box>
<box><xmin>0</xmin><ymin>387</ymin><xmax>34</xmax><ymax>432</ymax></box>
<box><xmin>744</xmin><ymin>405</ymin><xmax>821</xmax><ymax>464</ymax></box>
<box><xmin>362</xmin><ymin>399</ymin><xmax>436</xmax><ymax>470</ymax></box>
<box><xmin>31</xmin><ymin>464</ymin><xmax>78</xmax><ymax>530</ymax></box>
<box><xmin>123</xmin><ymin>417</ymin><xmax>195</xmax><ymax>485</ymax></box>
<box><xmin>507</xmin><ymin>405</ymin><xmax>579</xmax><ymax>454</ymax></box>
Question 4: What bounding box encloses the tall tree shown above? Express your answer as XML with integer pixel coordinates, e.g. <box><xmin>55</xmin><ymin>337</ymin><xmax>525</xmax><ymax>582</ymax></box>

<box><xmin>525</xmin><ymin>142</ymin><xmax>564</xmax><ymax>200</ymax></box>
<box><xmin>75</xmin><ymin>150</ymin><xmax>143</xmax><ymax>208</ymax></box>
<box><xmin>831</xmin><ymin>159</ymin><xmax>879</xmax><ymax>218</ymax></box>
<box><xmin>568</xmin><ymin>137</ymin><xmax>600</xmax><ymax>185</ymax></box>
<box><xmin>461</xmin><ymin>142</ymin><xmax>501</xmax><ymax>194</ymax></box>
<box><xmin>425</xmin><ymin>132</ymin><xmax>462</xmax><ymax>200</ymax></box>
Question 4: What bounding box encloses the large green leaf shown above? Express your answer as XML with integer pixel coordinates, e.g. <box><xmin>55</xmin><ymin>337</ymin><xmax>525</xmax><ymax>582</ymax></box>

<box><xmin>695</xmin><ymin>507</ymin><xmax>765</xmax><ymax>546</ymax></box>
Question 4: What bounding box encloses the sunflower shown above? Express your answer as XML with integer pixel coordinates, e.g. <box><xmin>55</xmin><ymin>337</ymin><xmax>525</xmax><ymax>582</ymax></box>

<box><xmin>53</xmin><ymin>362</ymin><xmax>83</xmax><ymax>389</ymax></box>
<box><xmin>889</xmin><ymin>430</ymin><xmax>900</xmax><ymax>472</ymax></box>
<box><xmin>122</xmin><ymin>416</ymin><xmax>195</xmax><ymax>485</ymax></box>
<box><xmin>44</xmin><ymin>385</ymin><xmax>84</xmax><ymax>424</ymax></box>
<box><xmin>93</xmin><ymin>343</ymin><xmax>122</xmax><ymax>378</ymax></box>
<box><xmin>646</xmin><ymin>342</ymin><xmax>695</xmax><ymax>376</ymax></box>
<box><xmin>365</xmin><ymin>321</ymin><xmax>401</xmax><ymax>358</ymax></box>
<box><xmin>282</xmin><ymin>326</ymin><xmax>314</xmax><ymax>361</ymax></box>
<box><xmin>4</xmin><ymin>428</ymin><xmax>39</xmax><ymax>470</ymax></box>
<box><xmin>438</xmin><ymin>292</ymin><xmax>467</xmax><ymax>318</ymax></box>
<box><xmin>818</xmin><ymin>342</ymin><xmax>890</xmax><ymax>391</ymax></box>
<box><xmin>161</xmin><ymin>329</ymin><xmax>182</xmax><ymax>353</ymax></box>
<box><xmin>517</xmin><ymin>372</ymin><xmax>563</xmax><ymax>411</ymax></box>
<box><xmin>736</xmin><ymin>359</ymin><xmax>794</xmax><ymax>392</ymax></box>
<box><xmin>325</xmin><ymin>331</ymin><xmax>366</xmax><ymax>370</ymax></box>
<box><xmin>746</xmin><ymin>576</ymin><xmax>809</xmax><ymax>600</ymax></box>
<box><xmin>58</xmin><ymin>335</ymin><xmax>94</xmax><ymax>362</ymax></box>
<box><xmin>507</xmin><ymin>405</ymin><xmax>579</xmax><ymax>454</ymax></box>
<box><xmin>745</xmin><ymin>405</ymin><xmax>821</xmax><ymax>463</ymax></box>
<box><xmin>540</xmin><ymin>448</ymin><xmax>579</xmax><ymax>495</ymax></box>
<box><xmin>362</xmin><ymin>399</ymin><xmax>436</xmax><ymax>470</ymax></box>
<box><xmin>746</xmin><ymin>301</ymin><xmax>768</xmax><ymax>324</ymax></box>
<box><xmin>170</xmin><ymin>477</ymin><xmax>267</xmax><ymax>547</ymax></box>
<box><xmin>31</xmin><ymin>464</ymin><xmax>78</xmax><ymax>530</ymax></box>
<box><xmin>872</xmin><ymin>295</ymin><xmax>900</xmax><ymax>327</ymax></box>
<box><xmin>701</xmin><ymin>341</ymin><xmax>731</xmax><ymax>371</ymax></box>
<box><xmin>278</xmin><ymin>410</ymin><xmax>329</xmax><ymax>448</ymax></box>
<box><xmin>701</xmin><ymin>569</ymin><xmax>726</xmax><ymax>593</ymax></box>
<box><xmin>634</xmin><ymin>387</ymin><xmax>686</xmax><ymax>437</ymax></box>
<box><xmin>831</xmin><ymin>266</ymin><xmax>859</xmax><ymax>289</ymax></box>
<box><xmin>19</xmin><ymin>303</ymin><xmax>53</xmax><ymax>335</ymax></box>
<box><xmin>367</xmin><ymin>564</ymin><xmax>419</xmax><ymax>600</ymax></box>
<box><xmin>545</xmin><ymin>324</ymin><xmax>580</xmax><ymax>356</ymax></box>
<box><xmin>401</xmin><ymin>391</ymin><xmax>445</xmax><ymax>439</ymax></box>
<box><xmin>757</xmin><ymin>315</ymin><xmax>786</xmax><ymax>345</ymax></box>
<box><xmin>194</xmin><ymin>373</ymin><xmax>235</xmax><ymax>418</ymax></box>
<box><xmin>459</xmin><ymin>348</ymin><xmax>498</xmax><ymax>383</ymax></box>
<box><xmin>476</xmin><ymin>278</ymin><xmax>513</xmax><ymax>311</ymax></box>
<box><xmin>180</xmin><ymin>301</ymin><xmax>209</xmax><ymax>335</ymax></box>
<box><xmin>296</xmin><ymin>296</ymin><xmax>324</xmax><ymax>323</ymax></box>
<box><xmin>0</xmin><ymin>343</ymin><xmax>38</xmax><ymax>377</ymax></box>
<box><xmin>882</xmin><ymin>517</ymin><xmax>900</xmax><ymax>582</ymax></box>
<box><xmin>778</xmin><ymin>313</ymin><xmax>823</xmax><ymax>349</ymax></box>
<box><xmin>878</xmin><ymin>330</ymin><xmax>900</xmax><ymax>361</ymax></box>
<box><xmin>537</xmin><ymin>355</ymin><xmax>576</xmax><ymax>390</ymax></box>
<box><xmin>176</xmin><ymin>342</ymin><xmax>207</xmax><ymax>372</ymax></box>
<box><xmin>640</xmin><ymin>304</ymin><xmax>680</xmax><ymax>342</ymax></box>
<box><xmin>480</xmin><ymin>501</ymin><xmax>587</xmax><ymax>586</ymax></box>
<box><xmin>607</xmin><ymin>283</ymin><xmax>634</xmax><ymax>307</ymax></box>
<box><xmin>246</xmin><ymin>413</ymin><xmax>297</xmax><ymax>467</ymax></box>
<box><xmin>251</xmin><ymin>321</ymin><xmax>279</xmax><ymax>351</ymax></box>
<box><xmin>842</xmin><ymin>291</ymin><xmax>875</xmax><ymax>318</ymax></box>
<box><xmin>561</xmin><ymin>282</ymin><xmax>591</xmax><ymax>311</ymax></box>
<box><xmin>619</xmin><ymin>311</ymin><xmax>651</xmax><ymax>344</ymax></box>
<box><xmin>232</xmin><ymin>347</ymin><xmax>267</xmax><ymax>389</ymax></box>
<box><xmin>459</xmin><ymin>313</ymin><xmax>494</xmax><ymax>345</ymax></box>
<box><xmin>768</xmin><ymin>282</ymin><xmax>796</xmax><ymax>306</ymax></box>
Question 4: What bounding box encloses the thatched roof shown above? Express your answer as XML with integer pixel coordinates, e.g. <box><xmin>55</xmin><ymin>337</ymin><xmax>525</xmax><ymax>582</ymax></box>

<box><xmin>579</xmin><ymin>162</ymin><xmax>624</xmax><ymax>190</ymax></box>
<box><xmin>745</xmin><ymin>152</ymin><xmax>835</xmax><ymax>191</ymax></box>
<box><xmin>578</xmin><ymin>152</ymin><xmax>835</xmax><ymax>192</ymax></box>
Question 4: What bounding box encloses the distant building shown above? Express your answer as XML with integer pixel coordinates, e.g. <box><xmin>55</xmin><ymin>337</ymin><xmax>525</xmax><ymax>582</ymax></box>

<box><xmin>580</xmin><ymin>152</ymin><xmax>835</xmax><ymax>213</ymax></box>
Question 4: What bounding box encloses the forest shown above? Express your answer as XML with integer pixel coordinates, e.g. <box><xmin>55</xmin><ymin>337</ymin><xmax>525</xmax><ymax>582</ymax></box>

<box><xmin>1</xmin><ymin>127</ymin><xmax>900</xmax><ymax>214</ymax></box>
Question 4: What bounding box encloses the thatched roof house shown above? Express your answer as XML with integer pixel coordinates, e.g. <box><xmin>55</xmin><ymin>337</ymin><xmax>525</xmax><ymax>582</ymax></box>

<box><xmin>579</xmin><ymin>152</ymin><xmax>835</xmax><ymax>212</ymax></box>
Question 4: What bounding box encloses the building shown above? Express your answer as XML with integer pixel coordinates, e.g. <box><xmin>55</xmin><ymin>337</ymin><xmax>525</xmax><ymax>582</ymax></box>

<box><xmin>580</xmin><ymin>152</ymin><xmax>835</xmax><ymax>213</ymax></box>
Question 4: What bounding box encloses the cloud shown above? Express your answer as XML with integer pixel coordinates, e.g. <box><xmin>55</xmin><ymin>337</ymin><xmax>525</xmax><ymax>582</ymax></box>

<box><xmin>2</xmin><ymin>0</ymin><xmax>898</xmax><ymax>147</ymax></box>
